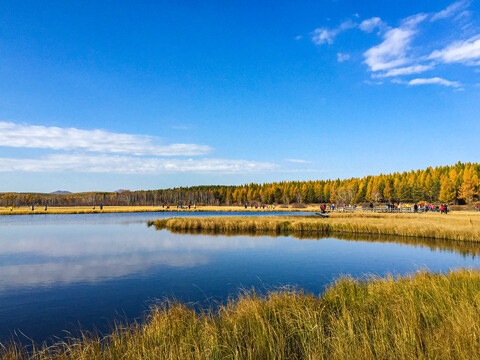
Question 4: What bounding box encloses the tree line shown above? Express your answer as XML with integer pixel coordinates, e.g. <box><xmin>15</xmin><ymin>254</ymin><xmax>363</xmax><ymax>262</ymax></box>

<box><xmin>1</xmin><ymin>162</ymin><xmax>479</xmax><ymax>207</ymax></box>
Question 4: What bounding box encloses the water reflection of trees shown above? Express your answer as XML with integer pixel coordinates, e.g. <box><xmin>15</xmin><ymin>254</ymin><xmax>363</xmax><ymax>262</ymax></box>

<box><xmin>166</xmin><ymin>228</ymin><xmax>480</xmax><ymax>259</ymax></box>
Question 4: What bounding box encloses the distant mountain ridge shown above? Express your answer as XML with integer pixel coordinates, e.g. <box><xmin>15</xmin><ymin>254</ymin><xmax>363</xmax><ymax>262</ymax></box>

<box><xmin>51</xmin><ymin>190</ymin><xmax>71</xmax><ymax>194</ymax></box>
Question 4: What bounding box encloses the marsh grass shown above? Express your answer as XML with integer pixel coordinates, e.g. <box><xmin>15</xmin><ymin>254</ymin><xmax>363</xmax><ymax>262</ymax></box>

<box><xmin>2</xmin><ymin>269</ymin><xmax>480</xmax><ymax>359</ymax></box>
<box><xmin>149</xmin><ymin>212</ymin><xmax>480</xmax><ymax>242</ymax></box>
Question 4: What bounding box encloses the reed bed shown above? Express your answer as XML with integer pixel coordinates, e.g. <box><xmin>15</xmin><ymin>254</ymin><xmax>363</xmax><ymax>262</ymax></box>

<box><xmin>150</xmin><ymin>212</ymin><xmax>480</xmax><ymax>242</ymax></box>
<box><xmin>2</xmin><ymin>269</ymin><xmax>480</xmax><ymax>359</ymax></box>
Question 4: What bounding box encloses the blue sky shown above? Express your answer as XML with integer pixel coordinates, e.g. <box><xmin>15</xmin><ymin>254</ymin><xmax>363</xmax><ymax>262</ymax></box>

<box><xmin>0</xmin><ymin>0</ymin><xmax>479</xmax><ymax>192</ymax></box>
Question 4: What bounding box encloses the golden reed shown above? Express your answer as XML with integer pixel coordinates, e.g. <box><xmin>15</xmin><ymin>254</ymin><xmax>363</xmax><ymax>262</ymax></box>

<box><xmin>2</xmin><ymin>269</ymin><xmax>480</xmax><ymax>359</ymax></box>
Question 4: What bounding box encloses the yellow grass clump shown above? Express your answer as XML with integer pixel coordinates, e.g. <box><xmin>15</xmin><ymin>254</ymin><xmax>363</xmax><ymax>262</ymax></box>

<box><xmin>2</xmin><ymin>269</ymin><xmax>480</xmax><ymax>359</ymax></box>
<box><xmin>149</xmin><ymin>212</ymin><xmax>480</xmax><ymax>242</ymax></box>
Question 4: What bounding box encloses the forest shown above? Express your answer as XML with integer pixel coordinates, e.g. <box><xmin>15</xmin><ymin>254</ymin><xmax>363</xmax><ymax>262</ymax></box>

<box><xmin>1</xmin><ymin>162</ymin><xmax>479</xmax><ymax>207</ymax></box>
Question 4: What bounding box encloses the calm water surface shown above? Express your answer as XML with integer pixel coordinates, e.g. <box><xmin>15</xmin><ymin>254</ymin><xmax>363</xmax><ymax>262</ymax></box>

<box><xmin>0</xmin><ymin>211</ymin><xmax>479</xmax><ymax>344</ymax></box>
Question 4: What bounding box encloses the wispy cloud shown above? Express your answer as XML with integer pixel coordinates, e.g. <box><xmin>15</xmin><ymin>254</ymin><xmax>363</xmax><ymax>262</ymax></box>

<box><xmin>429</xmin><ymin>35</ymin><xmax>480</xmax><ymax>65</ymax></box>
<box><xmin>359</xmin><ymin>17</ymin><xmax>385</xmax><ymax>33</ymax></box>
<box><xmin>0</xmin><ymin>154</ymin><xmax>277</xmax><ymax>174</ymax></box>
<box><xmin>337</xmin><ymin>52</ymin><xmax>351</xmax><ymax>62</ymax></box>
<box><xmin>285</xmin><ymin>158</ymin><xmax>312</xmax><ymax>164</ymax></box>
<box><xmin>431</xmin><ymin>0</ymin><xmax>471</xmax><ymax>21</ymax></box>
<box><xmin>364</xmin><ymin>79</ymin><xmax>384</xmax><ymax>86</ymax></box>
<box><xmin>408</xmin><ymin>77</ymin><xmax>460</xmax><ymax>87</ymax></box>
<box><xmin>363</xmin><ymin>14</ymin><xmax>427</xmax><ymax>72</ymax></box>
<box><xmin>312</xmin><ymin>17</ymin><xmax>386</xmax><ymax>45</ymax></box>
<box><xmin>361</xmin><ymin>2</ymin><xmax>477</xmax><ymax>86</ymax></box>
<box><xmin>373</xmin><ymin>64</ymin><xmax>434</xmax><ymax>78</ymax></box>
<box><xmin>309</xmin><ymin>1</ymin><xmax>478</xmax><ymax>89</ymax></box>
<box><xmin>0</xmin><ymin>122</ymin><xmax>211</xmax><ymax>156</ymax></box>
<box><xmin>0</xmin><ymin>122</ymin><xmax>284</xmax><ymax>175</ymax></box>
<box><xmin>312</xmin><ymin>20</ymin><xmax>356</xmax><ymax>45</ymax></box>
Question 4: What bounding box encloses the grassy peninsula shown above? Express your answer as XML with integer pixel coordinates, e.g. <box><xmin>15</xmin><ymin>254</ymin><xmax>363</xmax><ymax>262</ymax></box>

<box><xmin>149</xmin><ymin>212</ymin><xmax>480</xmax><ymax>242</ymax></box>
<box><xmin>2</xmin><ymin>269</ymin><xmax>480</xmax><ymax>359</ymax></box>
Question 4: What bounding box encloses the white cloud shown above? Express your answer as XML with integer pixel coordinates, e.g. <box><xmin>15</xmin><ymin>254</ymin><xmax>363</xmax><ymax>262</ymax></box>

<box><xmin>0</xmin><ymin>154</ymin><xmax>277</xmax><ymax>174</ymax></box>
<box><xmin>285</xmin><ymin>158</ymin><xmax>312</xmax><ymax>164</ymax></box>
<box><xmin>337</xmin><ymin>53</ymin><xmax>351</xmax><ymax>62</ymax></box>
<box><xmin>429</xmin><ymin>35</ymin><xmax>480</xmax><ymax>65</ymax></box>
<box><xmin>364</xmin><ymin>29</ymin><xmax>412</xmax><ymax>71</ymax></box>
<box><xmin>408</xmin><ymin>77</ymin><xmax>460</xmax><ymax>87</ymax></box>
<box><xmin>295</xmin><ymin>35</ymin><xmax>303</xmax><ymax>40</ymax></box>
<box><xmin>402</xmin><ymin>13</ymin><xmax>429</xmax><ymax>27</ymax></box>
<box><xmin>373</xmin><ymin>64</ymin><xmax>433</xmax><ymax>78</ymax></box>
<box><xmin>312</xmin><ymin>20</ymin><xmax>356</xmax><ymax>45</ymax></box>
<box><xmin>359</xmin><ymin>17</ymin><xmax>385</xmax><ymax>33</ymax></box>
<box><xmin>0</xmin><ymin>122</ymin><xmax>212</xmax><ymax>156</ymax></box>
<box><xmin>431</xmin><ymin>0</ymin><xmax>471</xmax><ymax>21</ymax></box>
<box><xmin>309</xmin><ymin>1</ymin><xmax>479</xmax><ymax>88</ymax></box>
<box><xmin>312</xmin><ymin>28</ymin><xmax>337</xmax><ymax>45</ymax></box>
<box><xmin>455</xmin><ymin>10</ymin><xmax>472</xmax><ymax>22</ymax></box>
<box><xmin>363</xmin><ymin>14</ymin><xmax>427</xmax><ymax>72</ymax></box>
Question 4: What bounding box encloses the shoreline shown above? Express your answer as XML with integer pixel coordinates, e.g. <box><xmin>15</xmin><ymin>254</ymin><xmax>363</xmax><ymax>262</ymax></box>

<box><xmin>0</xmin><ymin>206</ymin><xmax>320</xmax><ymax>216</ymax></box>
<box><xmin>150</xmin><ymin>212</ymin><xmax>480</xmax><ymax>242</ymax></box>
<box><xmin>2</xmin><ymin>205</ymin><xmax>477</xmax><ymax>216</ymax></box>
<box><xmin>0</xmin><ymin>205</ymin><xmax>316</xmax><ymax>216</ymax></box>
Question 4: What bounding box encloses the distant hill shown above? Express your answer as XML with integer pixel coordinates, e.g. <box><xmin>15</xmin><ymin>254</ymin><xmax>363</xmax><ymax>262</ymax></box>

<box><xmin>51</xmin><ymin>190</ymin><xmax>72</xmax><ymax>194</ymax></box>
<box><xmin>113</xmin><ymin>189</ymin><xmax>129</xmax><ymax>193</ymax></box>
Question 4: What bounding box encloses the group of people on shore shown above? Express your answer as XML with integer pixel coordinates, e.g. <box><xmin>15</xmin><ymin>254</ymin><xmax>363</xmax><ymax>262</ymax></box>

<box><xmin>317</xmin><ymin>202</ymin><xmax>452</xmax><ymax>214</ymax></box>
<box><xmin>412</xmin><ymin>203</ymin><xmax>449</xmax><ymax>214</ymax></box>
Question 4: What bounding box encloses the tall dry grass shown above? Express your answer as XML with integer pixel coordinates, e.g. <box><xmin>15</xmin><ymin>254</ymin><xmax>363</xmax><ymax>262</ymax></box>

<box><xmin>2</xmin><ymin>269</ymin><xmax>480</xmax><ymax>359</ymax></box>
<box><xmin>150</xmin><ymin>212</ymin><xmax>480</xmax><ymax>242</ymax></box>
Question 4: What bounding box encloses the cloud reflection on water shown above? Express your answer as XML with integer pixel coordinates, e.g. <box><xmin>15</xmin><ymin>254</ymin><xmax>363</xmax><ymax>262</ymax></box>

<box><xmin>0</xmin><ymin>254</ymin><xmax>210</xmax><ymax>289</ymax></box>
<box><xmin>0</xmin><ymin>225</ymin><xmax>278</xmax><ymax>290</ymax></box>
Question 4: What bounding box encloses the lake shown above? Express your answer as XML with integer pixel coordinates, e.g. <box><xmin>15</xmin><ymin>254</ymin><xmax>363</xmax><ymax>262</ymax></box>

<box><xmin>1</xmin><ymin>211</ymin><xmax>479</xmax><ymax>344</ymax></box>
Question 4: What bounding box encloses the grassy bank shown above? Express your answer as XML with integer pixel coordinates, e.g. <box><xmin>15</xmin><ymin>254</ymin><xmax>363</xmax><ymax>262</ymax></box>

<box><xmin>149</xmin><ymin>212</ymin><xmax>480</xmax><ymax>242</ymax></box>
<box><xmin>2</xmin><ymin>269</ymin><xmax>480</xmax><ymax>359</ymax></box>
<box><xmin>0</xmin><ymin>205</ymin><xmax>316</xmax><ymax>216</ymax></box>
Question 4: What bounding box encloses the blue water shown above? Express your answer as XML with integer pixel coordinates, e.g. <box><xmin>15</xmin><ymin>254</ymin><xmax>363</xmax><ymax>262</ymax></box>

<box><xmin>0</xmin><ymin>211</ymin><xmax>479</xmax><ymax>344</ymax></box>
